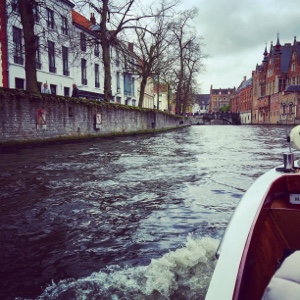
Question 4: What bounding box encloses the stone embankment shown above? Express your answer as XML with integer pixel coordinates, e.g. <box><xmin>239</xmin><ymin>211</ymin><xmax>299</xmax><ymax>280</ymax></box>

<box><xmin>0</xmin><ymin>88</ymin><xmax>189</xmax><ymax>146</ymax></box>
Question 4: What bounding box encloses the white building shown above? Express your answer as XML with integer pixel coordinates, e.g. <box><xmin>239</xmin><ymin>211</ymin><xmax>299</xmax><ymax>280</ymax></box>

<box><xmin>3</xmin><ymin>0</ymin><xmax>146</xmax><ymax>106</ymax></box>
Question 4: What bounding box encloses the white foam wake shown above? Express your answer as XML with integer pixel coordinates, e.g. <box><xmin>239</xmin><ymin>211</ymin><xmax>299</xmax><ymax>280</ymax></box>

<box><xmin>36</xmin><ymin>235</ymin><xmax>219</xmax><ymax>300</ymax></box>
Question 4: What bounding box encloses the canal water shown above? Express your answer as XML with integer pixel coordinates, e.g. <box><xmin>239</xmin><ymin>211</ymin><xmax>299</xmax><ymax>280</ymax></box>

<box><xmin>0</xmin><ymin>125</ymin><xmax>294</xmax><ymax>300</ymax></box>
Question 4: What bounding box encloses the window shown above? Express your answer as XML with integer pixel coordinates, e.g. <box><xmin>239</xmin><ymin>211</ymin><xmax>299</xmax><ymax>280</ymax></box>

<box><xmin>95</xmin><ymin>64</ymin><xmax>100</xmax><ymax>87</ymax></box>
<box><xmin>94</xmin><ymin>42</ymin><xmax>100</xmax><ymax>56</ymax></box>
<box><xmin>62</xmin><ymin>46</ymin><xmax>69</xmax><ymax>76</ymax></box>
<box><xmin>47</xmin><ymin>8</ymin><xmax>55</xmax><ymax>29</ymax></box>
<box><xmin>81</xmin><ymin>59</ymin><xmax>87</xmax><ymax>85</ymax></box>
<box><xmin>61</xmin><ymin>15</ymin><xmax>68</xmax><ymax>35</ymax></box>
<box><xmin>50</xmin><ymin>84</ymin><xmax>56</xmax><ymax>95</ymax></box>
<box><xmin>116</xmin><ymin>72</ymin><xmax>120</xmax><ymax>92</ymax></box>
<box><xmin>124</xmin><ymin>73</ymin><xmax>132</xmax><ymax>96</ymax></box>
<box><xmin>15</xmin><ymin>78</ymin><xmax>24</xmax><ymax>89</ymax></box>
<box><xmin>131</xmin><ymin>77</ymin><xmax>135</xmax><ymax>97</ymax></box>
<box><xmin>48</xmin><ymin>41</ymin><xmax>56</xmax><ymax>73</ymax></box>
<box><xmin>11</xmin><ymin>0</ymin><xmax>19</xmax><ymax>12</ymax></box>
<box><xmin>116</xmin><ymin>51</ymin><xmax>120</xmax><ymax>67</ymax></box>
<box><xmin>35</xmin><ymin>36</ymin><xmax>41</xmax><ymax>69</ymax></box>
<box><xmin>33</xmin><ymin>4</ymin><xmax>39</xmax><ymax>23</ymax></box>
<box><xmin>64</xmin><ymin>87</ymin><xmax>70</xmax><ymax>97</ymax></box>
<box><xmin>80</xmin><ymin>33</ymin><xmax>86</xmax><ymax>52</ymax></box>
<box><xmin>37</xmin><ymin>82</ymin><xmax>42</xmax><ymax>92</ymax></box>
<box><xmin>13</xmin><ymin>26</ymin><xmax>23</xmax><ymax>64</ymax></box>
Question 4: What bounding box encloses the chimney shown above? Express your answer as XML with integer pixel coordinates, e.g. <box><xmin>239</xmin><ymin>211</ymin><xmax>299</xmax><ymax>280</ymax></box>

<box><xmin>90</xmin><ymin>13</ymin><xmax>96</xmax><ymax>25</ymax></box>
<box><xmin>243</xmin><ymin>76</ymin><xmax>246</xmax><ymax>81</ymax></box>
<box><xmin>128</xmin><ymin>42</ymin><xmax>134</xmax><ymax>52</ymax></box>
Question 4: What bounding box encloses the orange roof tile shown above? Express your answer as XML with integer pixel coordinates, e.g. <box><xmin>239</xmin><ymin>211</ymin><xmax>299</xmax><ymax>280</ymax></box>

<box><xmin>72</xmin><ymin>10</ymin><xmax>92</xmax><ymax>30</ymax></box>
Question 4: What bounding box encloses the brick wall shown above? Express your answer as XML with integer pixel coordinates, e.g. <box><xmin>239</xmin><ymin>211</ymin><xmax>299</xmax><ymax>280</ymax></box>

<box><xmin>0</xmin><ymin>88</ymin><xmax>185</xmax><ymax>144</ymax></box>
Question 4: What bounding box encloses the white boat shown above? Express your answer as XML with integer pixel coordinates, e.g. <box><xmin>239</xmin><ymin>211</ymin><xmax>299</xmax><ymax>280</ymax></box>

<box><xmin>205</xmin><ymin>125</ymin><xmax>300</xmax><ymax>300</ymax></box>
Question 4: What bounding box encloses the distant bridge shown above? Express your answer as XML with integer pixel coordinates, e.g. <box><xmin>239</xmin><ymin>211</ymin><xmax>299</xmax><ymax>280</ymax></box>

<box><xmin>190</xmin><ymin>112</ymin><xmax>241</xmax><ymax>125</ymax></box>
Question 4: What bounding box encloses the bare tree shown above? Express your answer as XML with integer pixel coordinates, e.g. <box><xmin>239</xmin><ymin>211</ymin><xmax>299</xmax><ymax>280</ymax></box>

<box><xmin>15</xmin><ymin>0</ymin><xmax>38</xmax><ymax>91</ymax></box>
<box><xmin>132</xmin><ymin>1</ymin><xmax>178</xmax><ymax>108</ymax></box>
<box><xmin>181</xmin><ymin>39</ymin><xmax>207</xmax><ymax>114</ymax></box>
<box><xmin>169</xmin><ymin>7</ymin><xmax>207</xmax><ymax>115</ymax></box>
<box><xmin>78</xmin><ymin>0</ymin><xmax>144</xmax><ymax>101</ymax></box>
<box><xmin>77</xmin><ymin>0</ymin><xmax>181</xmax><ymax>102</ymax></box>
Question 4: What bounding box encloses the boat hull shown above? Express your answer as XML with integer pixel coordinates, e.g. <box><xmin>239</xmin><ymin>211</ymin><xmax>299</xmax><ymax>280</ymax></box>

<box><xmin>205</xmin><ymin>167</ymin><xmax>300</xmax><ymax>300</ymax></box>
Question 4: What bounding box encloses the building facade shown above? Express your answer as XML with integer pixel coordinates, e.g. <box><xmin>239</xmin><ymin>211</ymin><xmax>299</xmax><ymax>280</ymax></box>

<box><xmin>209</xmin><ymin>85</ymin><xmax>235</xmax><ymax>113</ymax></box>
<box><xmin>193</xmin><ymin>94</ymin><xmax>209</xmax><ymax>114</ymax></box>
<box><xmin>231</xmin><ymin>76</ymin><xmax>252</xmax><ymax>124</ymax></box>
<box><xmin>1</xmin><ymin>0</ymin><xmax>155</xmax><ymax>108</ymax></box>
<box><xmin>249</xmin><ymin>36</ymin><xmax>300</xmax><ymax>125</ymax></box>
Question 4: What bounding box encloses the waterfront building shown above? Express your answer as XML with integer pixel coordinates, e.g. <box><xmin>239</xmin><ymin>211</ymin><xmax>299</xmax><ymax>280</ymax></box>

<box><xmin>231</xmin><ymin>76</ymin><xmax>252</xmax><ymax>124</ymax></box>
<box><xmin>153</xmin><ymin>82</ymin><xmax>170</xmax><ymax>111</ymax></box>
<box><xmin>1</xmin><ymin>0</ymin><xmax>153</xmax><ymax>108</ymax></box>
<box><xmin>278</xmin><ymin>38</ymin><xmax>300</xmax><ymax>124</ymax></box>
<box><xmin>251</xmin><ymin>36</ymin><xmax>300</xmax><ymax>125</ymax></box>
<box><xmin>4</xmin><ymin>0</ymin><xmax>76</xmax><ymax>93</ymax></box>
<box><xmin>209</xmin><ymin>85</ymin><xmax>235</xmax><ymax>113</ymax></box>
<box><xmin>141</xmin><ymin>77</ymin><xmax>155</xmax><ymax>109</ymax></box>
<box><xmin>0</xmin><ymin>0</ymin><xmax>8</xmax><ymax>87</ymax></box>
<box><xmin>193</xmin><ymin>94</ymin><xmax>210</xmax><ymax>114</ymax></box>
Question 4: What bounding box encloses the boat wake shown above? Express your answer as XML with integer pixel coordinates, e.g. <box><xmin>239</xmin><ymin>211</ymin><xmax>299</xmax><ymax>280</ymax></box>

<box><xmin>31</xmin><ymin>236</ymin><xmax>218</xmax><ymax>300</ymax></box>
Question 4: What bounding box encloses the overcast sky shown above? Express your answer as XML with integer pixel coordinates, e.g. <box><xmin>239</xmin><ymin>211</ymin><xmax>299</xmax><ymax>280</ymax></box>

<box><xmin>177</xmin><ymin>0</ymin><xmax>300</xmax><ymax>94</ymax></box>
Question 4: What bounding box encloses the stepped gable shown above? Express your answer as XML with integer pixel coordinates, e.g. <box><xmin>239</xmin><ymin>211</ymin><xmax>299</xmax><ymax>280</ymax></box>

<box><xmin>268</xmin><ymin>35</ymin><xmax>293</xmax><ymax>73</ymax></box>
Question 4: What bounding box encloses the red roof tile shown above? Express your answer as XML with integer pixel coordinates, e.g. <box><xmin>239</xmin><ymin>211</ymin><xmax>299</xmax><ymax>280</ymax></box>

<box><xmin>72</xmin><ymin>10</ymin><xmax>92</xmax><ymax>30</ymax></box>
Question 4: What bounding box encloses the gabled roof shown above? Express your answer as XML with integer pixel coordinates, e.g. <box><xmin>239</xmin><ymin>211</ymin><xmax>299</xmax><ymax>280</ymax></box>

<box><xmin>72</xmin><ymin>10</ymin><xmax>94</xmax><ymax>31</ymax></box>
<box><xmin>195</xmin><ymin>94</ymin><xmax>210</xmax><ymax>104</ymax></box>
<box><xmin>280</xmin><ymin>44</ymin><xmax>293</xmax><ymax>73</ymax></box>
<box><xmin>237</xmin><ymin>78</ymin><xmax>252</xmax><ymax>91</ymax></box>
<box><xmin>268</xmin><ymin>40</ymin><xmax>293</xmax><ymax>73</ymax></box>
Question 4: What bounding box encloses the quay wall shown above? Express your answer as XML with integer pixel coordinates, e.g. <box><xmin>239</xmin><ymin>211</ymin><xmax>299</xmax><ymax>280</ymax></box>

<box><xmin>0</xmin><ymin>88</ymin><xmax>187</xmax><ymax>145</ymax></box>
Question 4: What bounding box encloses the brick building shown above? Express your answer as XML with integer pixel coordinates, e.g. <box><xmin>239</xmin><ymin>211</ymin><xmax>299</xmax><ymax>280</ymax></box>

<box><xmin>231</xmin><ymin>76</ymin><xmax>252</xmax><ymax>124</ymax></box>
<box><xmin>209</xmin><ymin>85</ymin><xmax>235</xmax><ymax>113</ymax></box>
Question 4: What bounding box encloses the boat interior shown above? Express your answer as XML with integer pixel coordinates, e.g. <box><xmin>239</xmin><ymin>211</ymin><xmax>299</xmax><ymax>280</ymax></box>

<box><xmin>234</xmin><ymin>173</ymin><xmax>300</xmax><ymax>300</ymax></box>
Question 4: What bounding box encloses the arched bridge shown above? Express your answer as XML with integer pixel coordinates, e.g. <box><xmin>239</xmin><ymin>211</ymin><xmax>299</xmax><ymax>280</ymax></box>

<box><xmin>191</xmin><ymin>112</ymin><xmax>241</xmax><ymax>125</ymax></box>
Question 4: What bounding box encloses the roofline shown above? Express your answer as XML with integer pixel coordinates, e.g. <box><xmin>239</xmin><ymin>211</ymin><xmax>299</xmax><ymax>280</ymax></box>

<box><xmin>61</xmin><ymin>0</ymin><xmax>75</xmax><ymax>8</ymax></box>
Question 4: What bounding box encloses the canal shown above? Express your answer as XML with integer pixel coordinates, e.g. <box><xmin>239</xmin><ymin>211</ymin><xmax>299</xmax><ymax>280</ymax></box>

<box><xmin>0</xmin><ymin>125</ymin><xmax>293</xmax><ymax>300</ymax></box>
